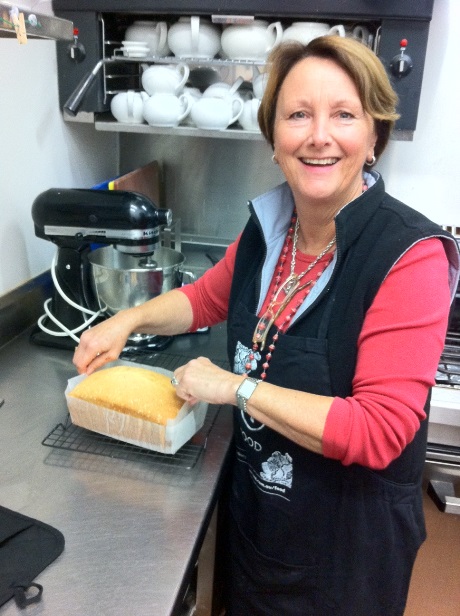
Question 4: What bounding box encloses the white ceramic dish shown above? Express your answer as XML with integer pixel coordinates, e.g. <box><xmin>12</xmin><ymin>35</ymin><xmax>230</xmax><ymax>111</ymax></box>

<box><xmin>122</xmin><ymin>40</ymin><xmax>149</xmax><ymax>47</ymax></box>
<box><xmin>123</xmin><ymin>48</ymin><xmax>149</xmax><ymax>58</ymax></box>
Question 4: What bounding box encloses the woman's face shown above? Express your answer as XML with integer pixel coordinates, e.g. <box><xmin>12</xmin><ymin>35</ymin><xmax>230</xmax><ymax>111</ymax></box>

<box><xmin>273</xmin><ymin>57</ymin><xmax>377</xmax><ymax>212</ymax></box>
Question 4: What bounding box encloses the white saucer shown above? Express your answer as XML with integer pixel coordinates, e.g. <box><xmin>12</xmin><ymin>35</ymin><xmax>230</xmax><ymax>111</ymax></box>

<box><xmin>122</xmin><ymin>40</ymin><xmax>148</xmax><ymax>47</ymax></box>
<box><xmin>122</xmin><ymin>48</ymin><xmax>149</xmax><ymax>58</ymax></box>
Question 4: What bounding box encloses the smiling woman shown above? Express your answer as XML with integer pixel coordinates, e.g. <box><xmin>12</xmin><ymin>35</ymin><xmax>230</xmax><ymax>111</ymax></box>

<box><xmin>259</xmin><ymin>36</ymin><xmax>400</xmax><ymax>163</ymax></box>
<box><xmin>73</xmin><ymin>35</ymin><xmax>460</xmax><ymax>616</ymax></box>
<box><xmin>272</xmin><ymin>56</ymin><xmax>377</xmax><ymax>219</ymax></box>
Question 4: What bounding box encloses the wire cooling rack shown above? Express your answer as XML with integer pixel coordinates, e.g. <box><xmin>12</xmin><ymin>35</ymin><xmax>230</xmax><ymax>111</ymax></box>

<box><xmin>42</xmin><ymin>406</ymin><xmax>219</xmax><ymax>470</ymax></box>
<box><xmin>42</xmin><ymin>351</ymin><xmax>228</xmax><ymax>470</ymax></box>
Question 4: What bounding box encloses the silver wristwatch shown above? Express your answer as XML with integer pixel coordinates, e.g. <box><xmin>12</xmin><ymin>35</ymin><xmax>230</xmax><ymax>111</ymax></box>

<box><xmin>236</xmin><ymin>377</ymin><xmax>262</xmax><ymax>413</ymax></box>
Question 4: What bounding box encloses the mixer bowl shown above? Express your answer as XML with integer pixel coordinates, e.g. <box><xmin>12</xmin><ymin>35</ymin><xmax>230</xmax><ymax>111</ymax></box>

<box><xmin>88</xmin><ymin>245</ymin><xmax>189</xmax><ymax>315</ymax></box>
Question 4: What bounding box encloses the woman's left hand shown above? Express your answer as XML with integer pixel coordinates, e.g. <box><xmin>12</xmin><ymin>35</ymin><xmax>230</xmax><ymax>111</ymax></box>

<box><xmin>171</xmin><ymin>356</ymin><xmax>244</xmax><ymax>407</ymax></box>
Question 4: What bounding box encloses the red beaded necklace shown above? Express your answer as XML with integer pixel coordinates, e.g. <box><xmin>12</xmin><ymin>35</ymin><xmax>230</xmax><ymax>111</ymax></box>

<box><xmin>247</xmin><ymin>211</ymin><xmax>336</xmax><ymax>380</ymax></box>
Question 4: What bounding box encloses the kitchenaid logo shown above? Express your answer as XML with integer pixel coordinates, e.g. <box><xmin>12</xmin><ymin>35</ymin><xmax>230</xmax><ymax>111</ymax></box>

<box><xmin>44</xmin><ymin>225</ymin><xmax>159</xmax><ymax>239</ymax></box>
<box><xmin>142</xmin><ymin>229</ymin><xmax>158</xmax><ymax>238</ymax></box>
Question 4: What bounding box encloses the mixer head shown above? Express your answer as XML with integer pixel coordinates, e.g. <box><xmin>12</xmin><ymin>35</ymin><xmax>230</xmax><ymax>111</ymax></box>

<box><xmin>32</xmin><ymin>188</ymin><xmax>172</xmax><ymax>254</ymax></box>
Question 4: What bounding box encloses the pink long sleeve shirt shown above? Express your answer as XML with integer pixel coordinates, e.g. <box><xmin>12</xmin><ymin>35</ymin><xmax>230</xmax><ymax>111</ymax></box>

<box><xmin>179</xmin><ymin>236</ymin><xmax>451</xmax><ymax>469</ymax></box>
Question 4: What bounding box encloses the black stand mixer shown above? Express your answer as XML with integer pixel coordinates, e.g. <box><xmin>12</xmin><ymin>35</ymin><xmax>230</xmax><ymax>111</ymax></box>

<box><xmin>30</xmin><ymin>188</ymin><xmax>172</xmax><ymax>351</ymax></box>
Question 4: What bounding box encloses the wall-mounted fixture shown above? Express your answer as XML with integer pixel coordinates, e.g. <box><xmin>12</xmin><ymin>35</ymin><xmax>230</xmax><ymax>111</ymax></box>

<box><xmin>0</xmin><ymin>1</ymin><xmax>73</xmax><ymax>41</ymax></box>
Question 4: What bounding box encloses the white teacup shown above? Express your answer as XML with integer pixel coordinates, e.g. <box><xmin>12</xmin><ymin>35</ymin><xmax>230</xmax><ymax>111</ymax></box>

<box><xmin>141</xmin><ymin>63</ymin><xmax>190</xmax><ymax>96</ymax></box>
<box><xmin>239</xmin><ymin>98</ymin><xmax>261</xmax><ymax>132</ymax></box>
<box><xmin>143</xmin><ymin>93</ymin><xmax>192</xmax><ymax>127</ymax></box>
<box><xmin>191</xmin><ymin>96</ymin><xmax>244</xmax><ymax>130</ymax></box>
<box><xmin>110</xmin><ymin>90</ymin><xmax>148</xmax><ymax>124</ymax></box>
<box><xmin>125</xmin><ymin>20</ymin><xmax>170</xmax><ymax>56</ymax></box>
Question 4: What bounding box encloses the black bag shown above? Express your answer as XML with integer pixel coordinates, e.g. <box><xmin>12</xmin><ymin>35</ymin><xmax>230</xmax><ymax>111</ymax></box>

<box><xmin>0</xmin><ymin>505</ymin><xmax>65</xmax><ymax>608</ymax></box>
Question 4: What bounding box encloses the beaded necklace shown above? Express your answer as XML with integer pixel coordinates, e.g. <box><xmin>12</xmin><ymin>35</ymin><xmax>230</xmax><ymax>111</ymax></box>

<box><xmin>245</xmin><ymin>181</ymin><xmax>369</xmax><ymax>380</ymax></box>
<box><xmin>248</xmin><ymin>211</ymin><xmax>336</xmax><ymax>380</ymax></box>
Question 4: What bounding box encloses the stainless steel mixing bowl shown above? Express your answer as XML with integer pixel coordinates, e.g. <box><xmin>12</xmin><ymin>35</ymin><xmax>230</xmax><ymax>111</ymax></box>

<box><xmin>88</xmin><ymin>245</ymin><xmax>191</xmax><ymax>315</ymax></box>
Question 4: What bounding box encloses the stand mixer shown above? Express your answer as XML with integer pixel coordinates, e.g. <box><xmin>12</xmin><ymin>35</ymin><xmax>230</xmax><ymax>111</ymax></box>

<box><xmin>30</xmin><ymin>188</ymin><xmax>172</xmax><ymax>351</ymax></box>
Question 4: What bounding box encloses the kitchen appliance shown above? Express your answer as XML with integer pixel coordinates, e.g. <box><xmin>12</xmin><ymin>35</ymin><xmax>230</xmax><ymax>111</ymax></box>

<box><xmin>427</xmin><ymin>230</ymin><xmax>460</xmax><ymax>514</ymax></box>
<box><xmin>52</xmin><ymin>0</ymin><xmax>435</xmax><ymax>139</ymax></box>
<box><xmin>88</xmin><ymin>245</ymin><xmax>195</xmax><ymax>314</ymax></box>
<box><xmin>30</xmin><ymin>187</ymin><xmax>173</xmax><ymax>351</ymax></box>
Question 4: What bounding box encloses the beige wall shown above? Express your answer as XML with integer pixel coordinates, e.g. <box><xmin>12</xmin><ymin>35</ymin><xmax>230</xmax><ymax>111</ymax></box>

<box><xmin>0</xmin><ymin>37</ymin><xmax>118</xmax><ymax>295</ymax></box>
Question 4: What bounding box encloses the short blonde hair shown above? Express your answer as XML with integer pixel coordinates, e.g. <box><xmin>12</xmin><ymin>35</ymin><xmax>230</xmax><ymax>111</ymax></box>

<box><xmin>258</xmin><ymin>36</ymin><xmax>400</xmax><ymax>165</ymax></box>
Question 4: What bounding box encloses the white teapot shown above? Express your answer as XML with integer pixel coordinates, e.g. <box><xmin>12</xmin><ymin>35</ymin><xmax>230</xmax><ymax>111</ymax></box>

<box><xmin>202</xmin><ymin>77</ymin><xmax>244</xmax><ymax>101</ymax></box>
<box><xmin>221</xmin><ymin>20</ymin><xmax>283</xmax><ymax>61</ymax></box>
<box><xmin>141</xmin><ymin>63</ymin><xmax>190</xmax><ymax>96</ymax></box>
<box><xmin>143</xmin><ymin>93</ymin><xmax>192</xmax><ymax>127</ymax></box>
<box><xmin>191</xmin><ymin>96</ymin><xmax>244</xmax><ymax>130</ymax></box>
<box><xmin>168</xmin><ymin>16</ymin><xmax>221</xmax><ymax>59</ymax></box>
<box><xmin>282</xmin><ymin>22</ymin><xmax>345</xmax><ymax>45</ymax></box>
<box><xmin>124</xmin><ymin>20</ymin><xmax>170</xmax><ymax>56</ymax></box>
<box><xmin>110</xmin><ymin>90</ymin><xmax>149</xmax><ymax>124</ymax></box>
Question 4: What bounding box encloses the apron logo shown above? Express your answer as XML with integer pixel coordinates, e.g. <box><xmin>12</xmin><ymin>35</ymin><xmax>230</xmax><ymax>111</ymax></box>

<box><xmin>234</xmin><ymin>340</ymin><xmax>260</xmax><ymax>375</ymax></box>
<box><xmin>240</xmin><ymin>428</ymin><xmax>262</xmax><ymax>451</ymax></box>
<box><xmin>260</xmin><ymin>451</ymin><xmax>293</xmax><ymax>488</ymax></box>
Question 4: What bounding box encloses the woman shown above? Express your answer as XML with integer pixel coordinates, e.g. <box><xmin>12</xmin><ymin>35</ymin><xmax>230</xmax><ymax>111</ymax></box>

<box><xmin>74</xmin><ymin>37</ymin><xmax>459</xmax><ymax>615</ymax></box>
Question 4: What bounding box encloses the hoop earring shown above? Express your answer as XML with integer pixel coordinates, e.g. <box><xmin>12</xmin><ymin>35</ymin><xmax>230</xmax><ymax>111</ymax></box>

<box><xmin>366</xmin><ymin>155</ymin><xmax>376</xmax><ymax>167</ymax></box>
<box><xmin>272</xmin><ymin>153</ymin><xmax>278</xmax><ymax>165</ymax></box>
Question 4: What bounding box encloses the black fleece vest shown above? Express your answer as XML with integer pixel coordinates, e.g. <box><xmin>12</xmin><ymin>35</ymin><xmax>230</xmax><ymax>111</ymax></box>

<box><xmin>227</xmin><ymin>176</ymin><xmax>453</xmax><ymax>483</ymax></box>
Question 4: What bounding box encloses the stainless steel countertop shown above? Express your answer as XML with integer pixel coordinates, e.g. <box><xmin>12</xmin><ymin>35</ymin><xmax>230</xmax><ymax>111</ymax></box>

<box><xmin>0</xmin><ymin>324</ymin><xmax>233</xmax><ymax>615</ymax></box>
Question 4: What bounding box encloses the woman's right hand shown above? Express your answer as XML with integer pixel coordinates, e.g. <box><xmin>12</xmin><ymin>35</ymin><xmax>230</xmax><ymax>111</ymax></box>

<box><xmin>73</xmin><ymin>290</ymin><xmax>195</xmax><ymax>374</ymax></box>
<box><xmin>73</xmin><ymin>309</ymin><xmax>135</xmax><ymax>374</ymax></box>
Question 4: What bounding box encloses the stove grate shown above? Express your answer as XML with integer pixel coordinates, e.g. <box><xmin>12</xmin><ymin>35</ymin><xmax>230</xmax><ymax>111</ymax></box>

<box><xmin>42</xmin><ymin>351</ymin><xmax>229</xmax><ymax>470</ymax></box>
<box><xmin>436</xmin><ymin>330</ymin><xmax>460</xmax><ymax>388</ymax></box>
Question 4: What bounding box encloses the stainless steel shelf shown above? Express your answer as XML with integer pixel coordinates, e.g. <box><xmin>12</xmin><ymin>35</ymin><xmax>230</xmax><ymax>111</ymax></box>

<box><xmin>93</xmin><ymin>115</ymin><xmax>264</xmax><ymax>141</ymax></box>
<box><xmin>107</xmin><ymin>52</ymin><xmax>267</xmax><ymax>68</ymax></box>
<box><xmin>0</xmin><ymin>2</ymin><xmax>73</xmax><ymax>40</ymax></box>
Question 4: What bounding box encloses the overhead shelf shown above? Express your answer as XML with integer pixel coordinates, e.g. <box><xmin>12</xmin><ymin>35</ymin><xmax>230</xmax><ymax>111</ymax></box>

<box><xmin>0</xmin><ymin>2</ymin><xmax>73</xmax><ymax>40</ymax></box>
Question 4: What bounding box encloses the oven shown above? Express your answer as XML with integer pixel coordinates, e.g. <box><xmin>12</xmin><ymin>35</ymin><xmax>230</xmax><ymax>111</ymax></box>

<box><xmin>52</xmin><ymin>0</ymin><xmax>435</xmax><ymax>140</ymax></box>
<box><xmin>427</xmin><ymin>229</ymin><xmax>460</xmax><ymax>514</ymax></box>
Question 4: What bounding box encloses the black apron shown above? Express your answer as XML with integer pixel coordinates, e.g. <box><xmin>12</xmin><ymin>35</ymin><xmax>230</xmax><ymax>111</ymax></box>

<box><xmin>225</xmin><ymin>297</ymin><xmax>426</xmax><ymax>616</ymax></box>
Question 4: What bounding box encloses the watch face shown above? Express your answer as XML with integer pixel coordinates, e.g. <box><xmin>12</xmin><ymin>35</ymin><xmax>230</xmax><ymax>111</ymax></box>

<box><xmin>239</xmin><ymin>379</ymin><xmax>257</xmax><ymax>398</ymax></box>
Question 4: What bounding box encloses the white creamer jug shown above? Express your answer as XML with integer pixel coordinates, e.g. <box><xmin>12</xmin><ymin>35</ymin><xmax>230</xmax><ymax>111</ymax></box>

<box><xmin>282</xmin><ymin>22</ymin><xmax>345</xmax><ymax>45</ymax></box>
<box><xmin>110</xmin><ymin>90</ymin><xmax>149</xmax><ymax>124</ymax></box>
<box><xmin>125</xmin><ymin>20</ymin><xmax>170</xmax><ymax>56</ymax></box>
<box><xmin>221</xmin><ymin>20</ymin><xmax>283</xmax><ymax>61</ymax></box>
<box><xmin>168</xmin><ymin>16</ymin><xmax>221</xmax><ymax>59</ymax></box>
<box><xmin>141</xmin><ymin>63</ymin><xmax>190</xmax><ymax>96</ymax></box>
